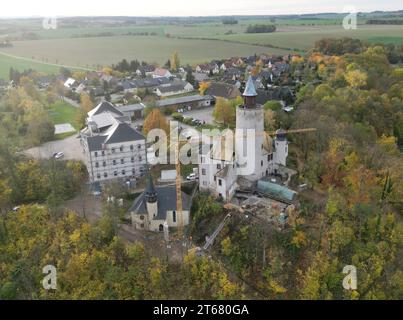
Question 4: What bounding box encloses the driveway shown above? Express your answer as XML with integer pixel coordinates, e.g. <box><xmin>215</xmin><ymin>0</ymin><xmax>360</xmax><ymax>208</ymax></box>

<box><xmin>24</xmin><ymin>134</ymin><xmax>86</xmax><ymax>162</ymax></box>
<box><xmin>181</xmin><ymin>106</ymin><xmax>215</xmax><ymax>124</ymax></box>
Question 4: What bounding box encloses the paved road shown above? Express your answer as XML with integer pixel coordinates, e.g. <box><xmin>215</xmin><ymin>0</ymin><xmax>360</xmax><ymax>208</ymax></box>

<box><xmin>63</xmin><ymin>96</ymin><xmax>80</xmax><ymax>108</ymax></box>
<box><xmin>24</xmin><ymin>134</ymin><xmax>86</xmax><ymax>162</ymax></box>
<box><xmin>181</xmin><ymin>106</ymin><xmax>215</xmax><ymax>124</ymax></box>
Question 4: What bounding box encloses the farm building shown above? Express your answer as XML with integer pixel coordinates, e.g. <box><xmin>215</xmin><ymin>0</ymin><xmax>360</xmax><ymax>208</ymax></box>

<box><xmin>155</xmin><ymin>94</ymin><xmax>214</xmax><ymax>110</ymax></box>
<box><xmin>155</xmin><ymin>81</ymin><xmax>194</xmax><ymax>97</ymax></box>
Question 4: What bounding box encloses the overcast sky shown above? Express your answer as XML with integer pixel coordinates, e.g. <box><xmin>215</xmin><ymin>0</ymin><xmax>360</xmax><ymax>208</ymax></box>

<box><xmin>0</xmin><ymin>0</ymin><xmax>401</xmax><ymax>17</ymax></box>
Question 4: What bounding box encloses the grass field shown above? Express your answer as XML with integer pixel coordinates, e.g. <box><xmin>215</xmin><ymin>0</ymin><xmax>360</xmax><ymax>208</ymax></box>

<box><xmin>0</xmin><ymin>52</ymin><xmax>61</xmax><ymax>78</ymax></box>
<box><xmin>0</xmin><ymin>36</ymin><xmax>292</xmax><ymax>69</ymax></box>
<box><xmin>0</xmin><ymin>21</ymin><xmax>402</xmax><ymax>78</ymax></box>
<box><xmin>48</xmin><ymin>100</ymin><xmax>79</xmax><ymax>130</ymax></box>
<box><xmin>213</xmin><ymin>25</ymin><xmax>403</xmax><ymax>51</ymax></box>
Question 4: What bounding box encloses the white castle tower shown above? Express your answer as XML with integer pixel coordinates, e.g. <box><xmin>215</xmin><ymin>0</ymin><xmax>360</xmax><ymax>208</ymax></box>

<box><xmin>236</xmin><ymin>76</ymin><xmax>268</xmax><ymax>181</ymax></box>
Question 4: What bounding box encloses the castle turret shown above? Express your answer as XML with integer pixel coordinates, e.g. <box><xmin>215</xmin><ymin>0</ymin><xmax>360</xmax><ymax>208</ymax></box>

<box><xmin>145</xmin><ymin>171</ymin><xmax>158</xmax><ymax>220</ymax></box>
<box><xmin>273</xmin><ymin>129</ymin><xmax>288</xmax><ymax>167</ymax></box>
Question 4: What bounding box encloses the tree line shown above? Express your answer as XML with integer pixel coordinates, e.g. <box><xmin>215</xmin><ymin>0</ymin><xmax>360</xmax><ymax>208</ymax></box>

<box><xmin>246</xmin><ymin>24</ymin><xmax>276</xmax><ymax>33</ymax></box>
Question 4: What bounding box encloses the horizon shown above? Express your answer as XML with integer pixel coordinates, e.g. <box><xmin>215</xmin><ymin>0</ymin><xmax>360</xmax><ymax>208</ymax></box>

<box><xmin>0</xmin><ymin>0</ymin><xmax>402</xmax><ymax>18</ymax></box>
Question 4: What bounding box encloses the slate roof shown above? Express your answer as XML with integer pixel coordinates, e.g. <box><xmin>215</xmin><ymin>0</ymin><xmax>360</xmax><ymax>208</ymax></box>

<box><xmin>132</xmin><ymin>77</ymin><xmax>170</xmax><ymax>89</ymax></box>
<box><xmin>86</xmin><ymin>122</ymin><xmax>145</xmax><ymax>152</ymax></box>
<box><xmin>118</xmin><ymin>103</ymin><xmax>145</xmax><ymax>113</ymax></box>
<box><xmin>156</xmin><ymin>94</ymin><xmax>213</xmax><ymax>108</ymax></box>
<box><xmin>243</xmin><ymin>76</ymin><xmax>258</xmax><ymax>97</ymax></box>
<box><xmin>157</xmin><ymin>82</ymin><xmax>188</xmax><ymax>94</ymax></box>
<box><xmin>130</xmin><ymin>185</ymin><xmax>192</xmax><ymax>220</ymax></box>
<box><xmin>88</xmin><ymin>101</ymin><xmax>124</xmax><ymax>118</ymax></box>
<box><xmin>205</xmin><ymin>82</ymin><xmax>241</xmax><ymax>99</ymax></box>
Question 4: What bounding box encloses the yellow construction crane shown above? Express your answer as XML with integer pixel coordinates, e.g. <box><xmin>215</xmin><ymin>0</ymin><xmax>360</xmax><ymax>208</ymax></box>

<box><xmin>236</xmin><ymin>128</ymin><xmax>317</xmax><ymax>137</ymax></box>
<box><xmin>164</xmin><ymin>123</ymin><xmax>184</xmax><ymax>239</ymax></box>
<box><xmin>265</xmin><ymin>128</ymin><xmax>317</xmax><ymax>136</ymax></box>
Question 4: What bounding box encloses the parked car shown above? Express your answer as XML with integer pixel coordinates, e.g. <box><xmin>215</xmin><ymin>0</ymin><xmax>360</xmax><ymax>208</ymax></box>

<box><xmin>186</xmin><ymin>173</ymin><xmax>198</xmax><ymax>181</ymax></box>
<box><xmin>53</xmin><ymin>152</ymin><xmax>64</xmax><ymax>160</ymax></box>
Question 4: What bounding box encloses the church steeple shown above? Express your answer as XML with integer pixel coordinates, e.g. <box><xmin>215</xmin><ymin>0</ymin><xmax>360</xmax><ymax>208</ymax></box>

<box><xmin>243</xmin><ymin>75</ymin><xmax>257</xmax><ymax>108</ymax></box>
<box><xmin>145</xmin><ymin>169</ymin><xmax>157</xmax><ymax>203</ymax></box>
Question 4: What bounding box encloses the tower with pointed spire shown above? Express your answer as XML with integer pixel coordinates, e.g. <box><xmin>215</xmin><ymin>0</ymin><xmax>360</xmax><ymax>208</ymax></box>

<box><xmin>235</xmin><ymin>75</ymin><xmax>270</xmax><ymax>181</ymax></box>
<box><xmin>242</xmin><ymin>75</ymin><xmax>258</xmax><ymax>108</ymax></box>
<box><xmin>145</xmin><ymin>169</ymin><xmax>158</xmax><ymax>221</ymax></box>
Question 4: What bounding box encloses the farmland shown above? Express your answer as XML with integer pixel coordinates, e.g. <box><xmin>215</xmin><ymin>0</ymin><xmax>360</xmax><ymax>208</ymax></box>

<box><xmin>0</xmin><ymin>52</ymin><xmax>61</xmax><ymax>78</ymax></box>
<box><xmin>0</xmin><ymin>15</ymin><xmax>402</xmax><ymax>79</ymax></box>
<box><xmin>0</xmin><ymin>36</ymin><xmax>292</xmax><ymax>70</ymax></box>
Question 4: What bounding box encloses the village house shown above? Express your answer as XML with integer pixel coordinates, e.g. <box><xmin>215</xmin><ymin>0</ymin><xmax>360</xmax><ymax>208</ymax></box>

<box><xmin>130</xmin><ymin>77</ymin><xmax>170</xmax><ymax>92</ymax></box>
<box><xmin>205</xmin><ymin>81</ymin><xmax>241</xmax><ymax>100</ymax></box>
<box><xmin>152</xmin><ymin>67</ymin><xmax>172</xmax><ymax>79</ymax></box>
<box><xmin>195</xmin><ymin>63</ymin><xmax>220</xmax><ymax>75</ymax></box>
<box><xmin>117</xmin><ymin>103</ymin><xmax>146</xmax><ymax>121</ymax></box>
<box><xmin>136</xmin><ymin>65</ymin><xmax>156</xmax><ymax>77</ymax></box>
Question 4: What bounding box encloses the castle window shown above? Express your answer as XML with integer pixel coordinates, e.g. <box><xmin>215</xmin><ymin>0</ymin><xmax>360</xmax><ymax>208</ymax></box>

<box><xmin>114</xmin><ymin>171</ymin><xmax>118</xmax><ymax>176</ymax></box>
<box><xmin>172</xmin><ymin>211</ymin><xmax>177</xmax><ymax>223</ymax></box>
<box><xmin>102</xmin><ymin>151</ymin><xmax>105</xmax><ymax>156</ymax></box>
<box><xmin>261</xmin><ymin>160</ymin><xmax>264</xmax><ymax>167</ymax></box>
<box><xmin>103</xmin><ymin>161</ymin><xmax>106</xmax><ymax>167</ymax></box>
<box><xmin>202</xmin><ymin>169</ymin><xmax>206</xmax><ymax>175</ymax></box>
<box><xmin>95</xmin><ymin>152</ymin><xmax>98</xmax><ymax>157</ymax></box>
<box><xmin>120</xmin><ymin>146</ymin><xmax>124</xmax><ymax>152</ymax></box>
<box><xmin>112</xmin><ymin>148</ymin><xmax>115</xmax><ymax>153</ymax></box>
<box><xmin>140</xmin><ymin>215</ymin><xmax>145</xmax><ymax>221</ymax></box>
<box><xmin>122</xmin><ymin>170</ymin><xmax>126</xmax><ymax>175</ymax></box>
<box><xmin>130</xmin><ymin>145</ymin><xmax>134</xmax><ymax>151</ymax></box>
<box><xmin>217</xmin><ymin>164</ymin><xmax>221</xmax><ymax>170</ymax></box>
<box><xmin>218</xmin><ymin>179</ymin><xmax>222</xmax><ymax>186</ymax></box>
<box><xmin>95</xmin><ymin>162</ymin><xmax>99</xmax><ymax>168</ymax></box>
<box><xmin>104</xmin><ymin>172</ymin><xmax>108</xmax><ymax>178</ymax></box>
<box><xmin>97</xmin><ymin>173</ymin><xmax>101</xmax><ymax>179</ymax></box>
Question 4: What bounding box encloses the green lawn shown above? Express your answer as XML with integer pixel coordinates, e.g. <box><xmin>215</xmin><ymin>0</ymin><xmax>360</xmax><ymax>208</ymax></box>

<box><xmin>48</xmin><ymin>100</ymin><xmax>80</xmax><ymax>130</ymax></box>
